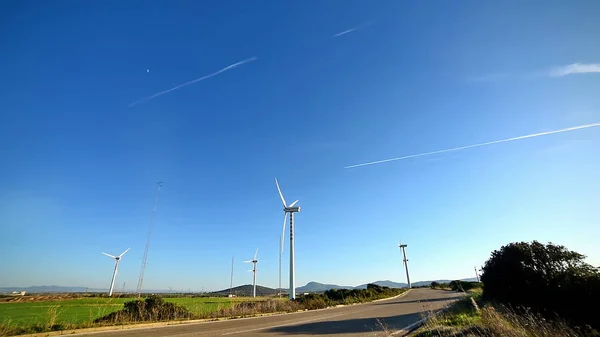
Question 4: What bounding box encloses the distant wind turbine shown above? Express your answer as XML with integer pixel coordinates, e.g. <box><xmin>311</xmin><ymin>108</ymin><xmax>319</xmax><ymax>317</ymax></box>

<box><xmin>245</xmin><ymin>249</ymin><xmax>259</xmax><ymax>298</ymax></box>
<box><xmin>102</xmin><ymin>248</ymin><xmax>131</xmax><ymax>297</ymax></box>
<box><xmin>276</xmin><ymin>178</ymin><xmax>301</xmax><ymax>299</ymax></box>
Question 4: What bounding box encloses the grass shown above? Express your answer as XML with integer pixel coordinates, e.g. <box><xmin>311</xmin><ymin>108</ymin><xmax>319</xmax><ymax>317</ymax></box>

<box><xmin>411</xmin><ymin>290</ymin><xmax>594</xmax><ymax>337</ymax></box>
<box><xmin>0</xmin><ymin>287</ymin><xmax>405</xmax><ymax>336</ymax></box>
<box><xmin>0</xmin><ymin>296</ymin><xmax>268</xmax><ymax>336</ymax></box>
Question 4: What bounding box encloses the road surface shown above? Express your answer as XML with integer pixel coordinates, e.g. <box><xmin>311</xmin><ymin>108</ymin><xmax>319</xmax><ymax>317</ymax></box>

<box><xmin>82</xmin><ymin>289</ymin><xmax>462</xmax><ymax>337</ymax></box>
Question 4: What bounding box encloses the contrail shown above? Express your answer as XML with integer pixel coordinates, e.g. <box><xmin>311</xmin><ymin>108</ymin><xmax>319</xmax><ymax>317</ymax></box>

<box><xmin>129</xmin><ymin>57</ymin><xmax>258</xmax><ymax>107</ymax></box>
<box><xmin>345</xmin><ymin>123</ymin><xmax>600</xmax><ymax>169</ymax></box>
<box><xmin>332</xmin><ymin>23</ymin><xmax>372</xmax><ymax>38</ymax></box>
<box><xmin>333</xmin><ymin>27</ymin><xmax>359</xmax><ymax>38</ymax></box>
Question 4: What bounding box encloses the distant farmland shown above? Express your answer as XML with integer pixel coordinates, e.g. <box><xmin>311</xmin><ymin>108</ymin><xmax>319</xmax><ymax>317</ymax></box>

<box><xmin>0</xmin><ymin>295</ymin><xmax>266</xmax><ymax>335</ymax></box>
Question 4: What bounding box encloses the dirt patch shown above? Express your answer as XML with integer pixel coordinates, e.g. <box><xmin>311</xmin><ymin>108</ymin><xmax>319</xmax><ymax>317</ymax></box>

<box><xmin>0</xmin><ymin>294</ymin><xmax>83</xmax><ymax>303</ymax></box>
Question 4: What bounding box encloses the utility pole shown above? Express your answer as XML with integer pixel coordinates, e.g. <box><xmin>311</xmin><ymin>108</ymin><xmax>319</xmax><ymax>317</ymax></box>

<box><xmin>137</xmin><ymin>181</ymin><xmax>163</xmax><ymax>297</ymax></box>
<box><xmin>398</xmin><ymin>241</ymin><xmax>411</xmax><ymax>288</ymax></box>
<box><xmin>279</xmin><ymin>235</ymin><xmax>282</xmax><ymax>298</ymax></box>
<box><xmin>230</xmin><ymin>256</ymin><xmax>235</xmax><ymax>297</ymax></box>
<box><xmin>474</xmin><ymin>266</ymin><xmax>480</xmax><ymax>282</ymax></box>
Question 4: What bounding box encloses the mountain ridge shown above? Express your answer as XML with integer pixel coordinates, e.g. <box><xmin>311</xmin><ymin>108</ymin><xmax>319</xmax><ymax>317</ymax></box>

<box><xmin>2</xmin><ymin>278</ymin><xmax>478</xmax><ymax>294</ymax></box>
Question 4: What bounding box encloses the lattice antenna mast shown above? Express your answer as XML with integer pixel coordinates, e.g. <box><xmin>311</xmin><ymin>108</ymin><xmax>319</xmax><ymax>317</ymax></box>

<box><xmin>136</xmin><ymin>181</ymin><xmax>163</xmax><ymax>297</ymax></box>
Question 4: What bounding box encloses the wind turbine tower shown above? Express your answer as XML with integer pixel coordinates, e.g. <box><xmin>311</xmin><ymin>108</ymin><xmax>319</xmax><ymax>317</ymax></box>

<box><xmin>278</xmin><ymin>235</ymin><xmax>282</xmax><ymax>297</ymax></box>
<box><xmin>137</xmin><ymin>181</ymin><xmax>163</xmax><ymax>297</ymax></box>
<box><xmin>245</xmin><ymin>249</ymin><xmax>259</xmax><ymax>298</ymax></box>
<box><xmin>474</xmin><ymin>266</ymin><xmax>480</xmax><ymax>282</ymax></box>
<box><xmin>102</xmin><ymin>248</ymin><xmax>131</xmax><ymax>297</ymax></box>
<box><xmin>275</xmin><ymin>178</ymin><xmax>301</xmax><ymax>300</ymax></box>
<box><xmin>398</xmin><ymin>241</ymin><xmax>411</xmax><ymax>288</ymax></box>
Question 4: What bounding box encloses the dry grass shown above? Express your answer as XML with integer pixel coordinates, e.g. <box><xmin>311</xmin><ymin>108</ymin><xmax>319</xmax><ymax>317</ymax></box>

<box><xmin>412</xmin><ymin>294</ymin><xmax>591</xmax><ymax>337</ymax></box>
<box><xmin>210</xmin><ymin>299</ymin><xmax>301</xmax><ymax>318</ymax></box>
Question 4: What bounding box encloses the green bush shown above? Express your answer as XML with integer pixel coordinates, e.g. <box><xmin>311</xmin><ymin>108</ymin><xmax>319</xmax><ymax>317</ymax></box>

<box><xmin>481</xmin><ymin>241</ymin><xmax>600</xmax><ymax>331</ymax></box>
<box><xmin>296</xmin><ymin>293</ymin><xmax>330</xmax><ymax>310</ymax></box>
<box><xmin>448</xmin><ymin>280</ymin><xmax>482</xmax><ymax>292</ymax></box>
<box><xmin>95</xmin><ymin>295</ymin><xmax>194</xmax><ymax>323</ymax></box>
<box><xmin>314</xmin><ymin>284</ymin><xmax>402</xmax><ymax>306</ymax></box>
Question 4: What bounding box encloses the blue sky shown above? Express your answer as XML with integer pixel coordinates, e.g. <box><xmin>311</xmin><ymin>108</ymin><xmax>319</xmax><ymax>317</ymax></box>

<box><xmin>1</xmin><ymin>0</ymin><xmax>599</xmax><ymax>292</ymax></box>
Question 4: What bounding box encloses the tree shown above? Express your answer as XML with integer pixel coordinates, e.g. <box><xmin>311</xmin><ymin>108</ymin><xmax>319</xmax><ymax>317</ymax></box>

<box><xmin>481</xmin><ymin>241</ymin><xmax>600</xmax><ymax>329</ymax></box>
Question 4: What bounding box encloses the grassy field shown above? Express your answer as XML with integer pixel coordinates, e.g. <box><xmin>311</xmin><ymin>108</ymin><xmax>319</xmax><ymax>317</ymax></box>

<box><xmin>0</xmin><ymin>296</ymin><xmax>265</xmax><ymax>336</ymax></box>
<box><xmin>1</xmin><ymin>287</ymin><xmax>404</xmax><ymax>336</ymax></box>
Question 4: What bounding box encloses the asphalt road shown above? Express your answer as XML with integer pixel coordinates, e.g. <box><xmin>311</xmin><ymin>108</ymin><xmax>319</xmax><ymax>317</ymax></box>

<box><xmin>82</xmin><ymin>289</ymin><xmax>462</xmax><ymax>337</ymax></box>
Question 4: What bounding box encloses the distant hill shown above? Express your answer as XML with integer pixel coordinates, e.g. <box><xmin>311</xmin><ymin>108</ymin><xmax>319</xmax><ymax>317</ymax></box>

<box><xmin>355</xmin><ymin>280</ymin><xmax>408</xmax><ymax>289</ymax></box>
<box><xmin>296</xmin><ymin>282</ymin><xmax>354</xmax><ymax>293</ymax></box>
<box><xmin>0</xmin><ymin>286</ymin><xmax>89</xmax><ymax>293</ymax></box>
<box><xmin>3</xmin><ymin>278</ymin><xmax>480</xmax><ymax>295</ymax></box>
<box><xmin>297</xmin><ymin>278</ymin><xmax>480</xmax><ymax>293</ymax></box>
<box><xmin>211</xmin><ymin>285</ymin><xmax>279</xmax><ymax>297</ymax></box>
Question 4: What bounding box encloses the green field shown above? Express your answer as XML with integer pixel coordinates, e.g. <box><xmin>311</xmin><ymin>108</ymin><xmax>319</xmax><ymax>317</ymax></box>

<box><xmin>0</xmin><ymin>296</ymin><xmax>262</xmax><ymax>331</ymax></box>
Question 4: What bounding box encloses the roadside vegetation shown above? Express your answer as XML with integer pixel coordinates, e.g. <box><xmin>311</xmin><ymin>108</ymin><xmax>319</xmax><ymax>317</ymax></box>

<box><xmin>413</xmin><ymin>241</ymin><xmax>600</xmax><ymax>337</ymax></box>
<box><xmin>0</xmin><ymin>284</ymin><xmax>406</xmax><ymax>336</ymax></box>
<box><xmin>430</xmin><ymin>281</ymin><xmax>482</xmax><ymax>292</ymax></box>
<box><xmin>297</xmin><ymin>283</ymin><xmax>407</xmax><ymax>309</ymax></box>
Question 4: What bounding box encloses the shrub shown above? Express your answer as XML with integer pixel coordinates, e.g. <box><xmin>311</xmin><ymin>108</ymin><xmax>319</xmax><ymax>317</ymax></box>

<box><xmin>481</xmin><ymin>241</ymin><xmax>600</xmax><ymax>330</ymax></box>
<box><xmin>213</xmin><ymin>299</ymin><xmax>300</xmax><ymax>317</ymax></box>
<box><xmin>95</xmin><ymin>295</ymin><xmax>194</xmax><ymax>323</ymax></box>
<box><xmin>296</xmin><ymin>293</ymin><xmax>330</xmax><ymax>310</ymax></box>
<box><xmin>448</xmin><ymin>280</ymin><xmax>482</xmax><ymax>292</ymax></box>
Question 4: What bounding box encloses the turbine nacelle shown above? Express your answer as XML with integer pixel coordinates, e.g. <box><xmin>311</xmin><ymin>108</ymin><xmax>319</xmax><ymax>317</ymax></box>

<box><xmin>275</xmin><ymin>178</ymin><xmax>301</xmax><ymax>211</ymax></box>
<box><xmin>102</xmin><ymin>248</ymin><xmax>130</xmax><ymax>260</ymax></box>
<box><xmin>244</xmin><ymin>248</ymin><xmax>259</xmax><ymax>265</ymax></box>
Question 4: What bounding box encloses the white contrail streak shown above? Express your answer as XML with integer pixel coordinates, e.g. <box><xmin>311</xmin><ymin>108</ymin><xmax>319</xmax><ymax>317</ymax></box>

<box><xmin>345</xmin><ymin>123</ymin><xmax>600</xmax><ymax>169</ymax></box>
<box><xmin>332</xmin><ymin>23</ymin><xmax>372</xmax><ymax>38</ymax></box>
<box><xmin>129</xmin><ymin>57</ymin><xmax>258</xmax><ymax>107</ymax></box>
<box><xmin>333</xmin><ymin>27</ymin><xmax>359</xmax><ymax>38</ymax></box>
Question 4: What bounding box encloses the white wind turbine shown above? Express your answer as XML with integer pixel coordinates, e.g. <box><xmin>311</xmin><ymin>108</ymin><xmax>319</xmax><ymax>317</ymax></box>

<box><xmin>245</xmin><ymin>248</ymin><xmax>259</xmax><ymax>298</ymax></box>
<box><xmin>102</xmin><ymin>248</ymin><xmax>131</xmax><ymax>297</ymax></box>
<box><xmin>275</xmin><ymin>178</ymin><xmax>300</xmax><ymax>300</ymax></box>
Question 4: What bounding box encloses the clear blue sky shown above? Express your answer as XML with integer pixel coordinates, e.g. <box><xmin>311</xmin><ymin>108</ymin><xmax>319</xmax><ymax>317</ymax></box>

<box><xmin>1</xmin><ymin>1</ymin><xmax>599</xmax><ymax>292</ymax></box>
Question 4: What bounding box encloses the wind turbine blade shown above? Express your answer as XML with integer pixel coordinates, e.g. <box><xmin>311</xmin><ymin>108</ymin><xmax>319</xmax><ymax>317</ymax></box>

<box><xmin>288</xmin><ymin>200</ymin><xmax>299</xmax><ymax>207</ymax></box>
<box><xmin>119</xmin><ymin>248</ymin><xmax>131</xmax><ymax>258</ymax></box>
<box><xmin>244</xmin><ymin>260</ymin><xmax>252</xmax><ymax>263</ymax></box>
<box><xmin>101</xmin><ymin>252</ymin><xmax>116</xmax><ymax>259</ymax></box>
<box><xmin>275</xmin><ymin>178</ymin><xmax>287</xmax><ymax>207</ymax></box>
<box><xmin>281</xmin><ymin>212</ymin><xmax>288</xmax><ymax>253</ymax></box>
<box><xmin>254</xmin><ymin>248</ymin><xmax>259</xmax><ymax>260</ymax></box>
